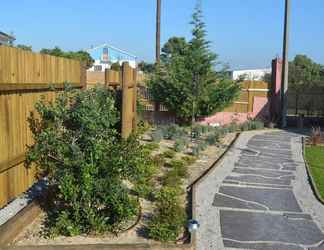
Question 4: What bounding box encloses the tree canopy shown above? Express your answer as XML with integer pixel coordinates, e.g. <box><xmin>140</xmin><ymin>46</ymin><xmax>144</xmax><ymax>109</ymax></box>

<box><xmin>40</xmin><ymin>46</ymin><xmax>94</xmax><ymax>69</ymax></box>
<box><xmin>149</xmin><ymin>3</ymin><xmax>240</xmax><ymax>123</ymax></box>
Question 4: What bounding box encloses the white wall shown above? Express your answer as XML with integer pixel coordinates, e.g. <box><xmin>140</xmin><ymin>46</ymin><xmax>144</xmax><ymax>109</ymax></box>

<box><xmin>232</xmin><ymin>68</ymin><xmax>271</xmax><ymax>81</ymax></box>
<box><xmin>88</xmin><ymin>59</ymin><xmax>137</xmax><ymax>72</ymax></box>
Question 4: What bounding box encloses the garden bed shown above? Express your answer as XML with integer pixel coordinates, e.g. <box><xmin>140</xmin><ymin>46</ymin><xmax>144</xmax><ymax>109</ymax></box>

<box><xmin>11</xmin><ymin>125</ymin><xmax>238</xmax><ymax>247</ymax></box>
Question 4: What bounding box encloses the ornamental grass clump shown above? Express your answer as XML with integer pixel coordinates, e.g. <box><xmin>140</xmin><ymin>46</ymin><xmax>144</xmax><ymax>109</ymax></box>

<box><xmin>26</xmin><ymin>86</ymin><xmax>153</xmax><ymax>236</ymax></box>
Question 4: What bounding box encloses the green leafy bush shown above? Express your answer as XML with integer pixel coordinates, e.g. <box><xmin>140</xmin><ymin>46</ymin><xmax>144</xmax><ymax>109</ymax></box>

<box><xmin>147</xmin><ymin>187</ymin><xmax>186</xmax><ymax>242</ymax></box>
<box><xmin>26</xmin><ymin>86</ymin><xmax>150</xmax><ymax>236</ymax></box>
<box><xmin>151</xmin><ymin>129</ymin><xmax>163</xmax><ymax>143</ymax></box>
<box><xmin>162</xmin><ymin>149</ymin><xmax>176</xmax><ymax>159</ymax></box>
<box><xmin>166</xmin><ymin>160</ymin><xmax>188</xmax><ymax>178</ymax></box>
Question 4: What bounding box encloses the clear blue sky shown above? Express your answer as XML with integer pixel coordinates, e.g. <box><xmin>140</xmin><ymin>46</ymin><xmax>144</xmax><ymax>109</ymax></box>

<box><xmin>1</xmin><ymin>0</ymin><xmax>323</xmax><ymax>69</ymax></box>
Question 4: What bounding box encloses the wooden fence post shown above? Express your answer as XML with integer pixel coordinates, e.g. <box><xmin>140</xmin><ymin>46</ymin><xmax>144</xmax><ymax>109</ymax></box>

<box><xmin>121</xmin><ymin>62</ymin><xmax>132</xmax><ymax>139</ymax></box>
<box><xmin>132</xmin><ymin>68</ymin><xmax>137</xmax><ymax>133</ymax></box>
<box><xmin>80</xmin><ymin>63</ymin><xmax>87</xmax><ymax>90</ymax></box>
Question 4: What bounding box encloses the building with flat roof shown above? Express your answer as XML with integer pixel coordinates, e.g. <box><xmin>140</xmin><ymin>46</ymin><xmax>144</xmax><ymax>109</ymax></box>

<box><xmin>0</xmin><ymin>31</ymin><xmax>15</xmax><ymax>45</ymax></box>
<box><xmin>230</xmin><ymin>68</ymin><xmax>271</xmax><ymax>81</ymax></box>
<box><xmin>86</xmin><ymin>44</ymin><xmax>137</xmax><ymax>72</ymax></box>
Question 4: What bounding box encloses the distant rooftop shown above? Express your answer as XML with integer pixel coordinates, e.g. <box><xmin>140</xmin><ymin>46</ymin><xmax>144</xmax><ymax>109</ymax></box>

<box><xmin>0</xmin><ymin>31</ymin><xmax>16</xmax><ymax>44</ymax></box>
<box><xmin>86</xmin><ymin>43</ymin><xmax>137</xmax><ymax>59</ymax></box>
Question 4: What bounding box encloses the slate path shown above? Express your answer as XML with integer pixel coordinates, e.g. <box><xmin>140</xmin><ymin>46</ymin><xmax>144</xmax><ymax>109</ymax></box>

<box><xmin>195</xmin><ymin>131</ymin><xmax>324</xmax><ymax>250</ymax></box>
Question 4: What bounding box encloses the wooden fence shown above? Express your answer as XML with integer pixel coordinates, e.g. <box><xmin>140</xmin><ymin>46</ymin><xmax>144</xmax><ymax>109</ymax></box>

<box><xmin>0</xmin><ymin>46</ymin><xmax>85</xmax><ymax>208</ymax></box>
<box><xmin>224</xmin><ymin>81</ymin><xmax>270</xmax><ymax>113</ymax></box>
<box><xmin>105</xmin><ymin>63</ymin><xmax>137</xmax><ymax>138</ymax></box>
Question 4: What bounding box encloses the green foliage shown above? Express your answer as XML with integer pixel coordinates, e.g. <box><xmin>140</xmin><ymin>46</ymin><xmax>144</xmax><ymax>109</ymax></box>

<box><xmin>206</xmin><ymin>133</ymin><xmax>219</xmax><ymax>145</ymax></box>
<box><xmin>26</xmin><ymin>86</ymin><xmax>151</xmax><ymax>236</ymax></box>
<box><xmin>160</xmin><ymin>124</ymin><xmax>186</xmax><ymax>140</ymax></box>
<box><xmin>16</xmin><ymin>44</ymin><xmax>32</xmax><ymax>51</ymax></box>
<box><xmin>181</xmin><ymin>155</ymin><xmax>197</xmax><ymax>165</ymax></box>
<box><xmin>162</xmin><ymin>149</ymin><xmax>176</xmax><ymax>159</ymax></box>
<box><xmin>143</xmin><ymin>142</ymin><xmax>160</xmax><ymax>152</ymax></box>
<box><xmin>226</xmin><ymin>122</ymin><xmax>239</xmax><ymax>133</ymax></box>
<box><xmin>151</xmin><ymin>129</ymin><xmax>163</xmax><ymax>143</ymax></box>
<box><xmin>162</xmin><ymin>170</ymin><xmax>183</xmax><ymax>187</ymax></box>
<box><xmin>138</xmin><ymin>61</ymin><xmax>155</xmax><ymax>74</ymax></box>
<box><xmin>110</xmin><ymin>62</ymin><xmax>121</xmax><ymax>71</ymax></box>
<box><xmin>197</xmin><ymin>141</ymin><xmax>208</xmax><ymax>152</ymax></box>
<box><xmin>134</xmin><ymin>179</ymin><xmax>155</xmax><ymax>200</ymax></box>
<box><xmin>40</xmin><ymin>46</ymin><xmax>94</xmax><ymax>69</ymax></box>
<box><xmin>191</xmin><ymin>145</ymin><xmax>200</xmax><ymax>156</ymax></box>
<box><xmin>289</xmin><ymin>55</ymin><xmax>324</xmax><ymax>114</ymax></box>
<box><xmin>149</xmin><ymin>4</ymin><xmax>240</xmax><ymax>123</ymax></box>
<box><xmin>240</xmin><ymin>120</ymin><xmax>264</xmax><ymax>131</ymax></box>
<box><xmin>174</xmin><ymin>138</ymin><xmax>187</xmax><ymax>152</ymax></box>
<box><xmin>161</xmin><ymin>37</ymin><xmax>188</xmax><ymax>64</ymax></box>
<box><xmin>152</xmin><ymin>154</ymin><xmax>166</xmax><ymax>168</ymax></box>
<box><xmin>147</xmin><ymin>187</ymin><xmax>186</xmax><ymax>242</ymax></box>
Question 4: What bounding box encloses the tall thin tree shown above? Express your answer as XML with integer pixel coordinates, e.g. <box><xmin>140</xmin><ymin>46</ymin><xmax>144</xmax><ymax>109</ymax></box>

<box><xmin>156</xmin><ymin>0</ymin><xmax>161</xmax><ymax>63</ymax></box>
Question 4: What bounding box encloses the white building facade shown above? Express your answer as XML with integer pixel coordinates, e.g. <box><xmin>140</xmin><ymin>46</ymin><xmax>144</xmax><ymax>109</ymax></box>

<box><xmin>86</xmin><ymin>44</ymin><xmax>137</xmax><ymax>72</ymax></box>
<box><xmin>231</xmin><ymin>68</ymin><xmax>271</xmax><ymax>81</ymax></box>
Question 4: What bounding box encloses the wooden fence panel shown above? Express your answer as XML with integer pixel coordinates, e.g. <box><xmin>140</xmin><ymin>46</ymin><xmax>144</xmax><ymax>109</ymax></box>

<box><xmin>0</xmin><ymin>46</ymin><xmax>84</xmax><ymax>208</ymax></box>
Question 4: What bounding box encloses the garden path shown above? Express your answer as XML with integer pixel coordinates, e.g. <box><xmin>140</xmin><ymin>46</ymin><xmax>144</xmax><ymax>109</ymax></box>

<box><xmin>195</xmin><ymin>130</ymin><xmax>324</xmax><ymax>250</ymax></box>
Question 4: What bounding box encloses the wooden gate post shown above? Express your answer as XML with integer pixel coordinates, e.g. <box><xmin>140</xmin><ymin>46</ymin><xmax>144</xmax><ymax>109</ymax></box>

<box><xmin>121</xmin><ymin>62</ymin><xmax>136</xmax><ymax>139</ymax></box>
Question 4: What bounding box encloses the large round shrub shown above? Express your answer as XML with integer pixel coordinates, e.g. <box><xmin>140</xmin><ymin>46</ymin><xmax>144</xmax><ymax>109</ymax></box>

<box><xmin>27</xmin><ymin>86</ymin><xmax>148</xmax><ymax>236</ymax></box>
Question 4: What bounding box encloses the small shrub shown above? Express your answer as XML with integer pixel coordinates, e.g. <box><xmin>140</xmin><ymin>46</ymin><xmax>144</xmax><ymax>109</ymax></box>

<box><xmin>160</xmin><ymin>124</ymin><xmax>186</xmax><ymax>140</ymax></box>
<box><xmin>152</xmin><ymin>154</ymin><xmax>166</xmax><ymax>167</ymax></box>
<box><xmin>201</xmin><ymin>125</ymin><xmax>209</xmax><ymax>134</ymax></box>
<box><xmin>174</xmin><ymin>138</ymin><xmax>186</xmax><ymax>152</ymax></box>
<box><xmin>192</xmin><ymin>125</ymin><xmax>203</xmax><ymax>138</ymax></box>
<box><xmin>151</xmin><ymin>129</ymin><xmax>163</xmax><ymax>143</ymax></box>
<box><xmin>197</xmin><ymin>141</ymin><xmax>208</xmax><ymax>152</ymax></box>
<box><xmin>227</xmin><ymin>122</ymin><xmax>239</xmax><ymax>133</ymax></box>
<box><xmin>240</xmin><ymin>122</ymin><xmax>250</xmax><ymax>131</ymax></box>
<box><xmin>134</xmin><ymin>180</ymin><xmax>154</xmax><ymax>200</ymax></box>
<box><xmin>181</xmin><ymin>155</ymin><xmax>197</xmax><ymax>165</ymax></box>
<box><xmin>147</xmin><ymin>187</ymin><xmax>186</xmax><ymax>242</ymax></box>
<box><xmin>162</xmin><ymin>170</ymin><xmax>183</xmax><ymax>187</ymax></box>
<box><xmin>191</xmin><ymin>146</ymin><xmax>200</xmax><ymax>156</ymax></box>
<box><xmin>206</xmin><ymin>134</ymin><xmax>218</xmax><ymax>145</ymax></box>
<box><xmin>162</xmin><ymin>149</ymin><xmax>176</xmax><ymax>159</ymax></box>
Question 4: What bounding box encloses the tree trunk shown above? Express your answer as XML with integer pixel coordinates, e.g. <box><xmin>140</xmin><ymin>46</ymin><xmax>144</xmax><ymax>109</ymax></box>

<box><xmin>156</xmin><ymin>0</ymin><xmax>161</xmax><ymax>64</ymax></box>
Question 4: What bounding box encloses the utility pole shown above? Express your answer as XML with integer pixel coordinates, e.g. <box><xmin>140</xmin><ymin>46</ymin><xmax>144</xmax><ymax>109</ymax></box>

<box><xmin>156</xmin><ymin>0</ymin><xmax>161</xmax><ymax>63</ymax></box>
<box><xmin>280</xmin><ymin>0</ymin><xmax>291</xmax><ymax>128</ymax></box>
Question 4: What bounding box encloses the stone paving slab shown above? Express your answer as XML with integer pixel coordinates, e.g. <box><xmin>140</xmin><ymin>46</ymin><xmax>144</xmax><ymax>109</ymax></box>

<box><xmin>220</xmin><ymin>210</ymin><xmax>324</xmax><ymax>246</ymax></box>
<box><xmin>195</xmin><ymin>130</ymin><xmax>324</xmax><ymax>250</ymax></box>
<box><xmin>232</xmin><ymin>167</ymin><xmax>294</xmax><ymax>178</ymax></box>
<box><xmin>215</xmin><ymin>186</ymin><xmax>302</xmax><ymax>212</ymax></box>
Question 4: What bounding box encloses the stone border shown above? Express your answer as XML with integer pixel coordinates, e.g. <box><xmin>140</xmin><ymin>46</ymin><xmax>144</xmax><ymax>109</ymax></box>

<box><xmin>302</xmin><ymin>137</ymin><xmax>324</xmax><ymax>205</ymax></box>
<box><xmin>0</xmin><ymin>133</ymin><xmax>242</xmax><ymax>250</ymax></box>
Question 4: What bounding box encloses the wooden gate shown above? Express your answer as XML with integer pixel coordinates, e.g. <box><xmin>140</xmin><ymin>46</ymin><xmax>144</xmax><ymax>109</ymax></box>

<box><xmin>105</xmin><ymin>62</ymin><xmax>137</xmax><ymax>138</ymax></box>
